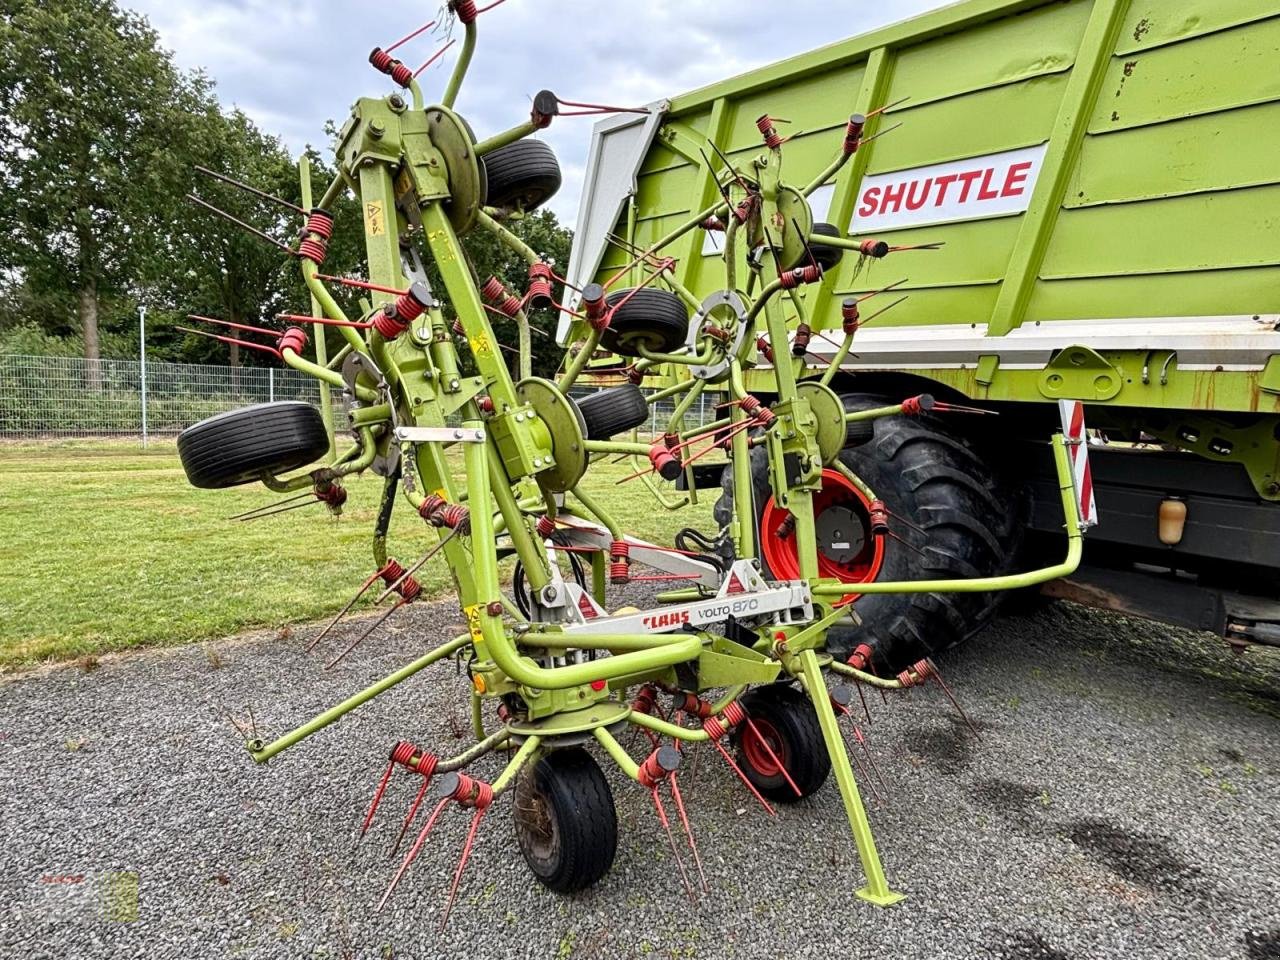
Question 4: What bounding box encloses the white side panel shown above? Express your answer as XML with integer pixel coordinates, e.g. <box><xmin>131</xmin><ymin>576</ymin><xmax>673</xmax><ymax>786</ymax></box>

<box><xmin>559</xmin><ymin>101</ymin><xmax>669</xmax><ymax>344</ymax></box>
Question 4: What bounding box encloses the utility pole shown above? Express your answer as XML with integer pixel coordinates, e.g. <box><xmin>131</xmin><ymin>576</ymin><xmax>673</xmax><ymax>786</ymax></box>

<box><xmin>139</xmin><ymin>305</ymin><xmax>148</xmax><ymax>449</ymax></box>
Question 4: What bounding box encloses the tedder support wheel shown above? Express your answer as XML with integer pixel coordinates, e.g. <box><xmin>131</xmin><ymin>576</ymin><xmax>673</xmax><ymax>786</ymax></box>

<box><xmin>481</xmin><ymin>138</ymin><xmax>562</xmax><ymax>213</ymax></box>
<box><xmin>733</xmin><ymin>683</ymin><xmax>830</xmax><ymax>802</ymax></box>
<box><xmin>713</xmin><ymin>392</ymin><xmax>1021</xmax><ymax>670</ymax></box>
<box><xmin>808</xmin><ymin>222</ymin><xmax>844</xmax><ymax>273</ymax></box>
<box><xmin>573</xmin><ymin>383</ymin><xmax>650</xmax><ymax>440</ymax></box>
<box><xmin>513</xmin><ymin>747</ymin><xmax>617</xmax><ymax>893</ymax></box>
<box><xmin>177</xmin><ymin>401</ymin><xmax>330</xmax><ymax>489</ymax></box>
<box><xmin>599</xmin><ymin>288</ymin><xmax>689</xmax><ymax>357</ymax></box>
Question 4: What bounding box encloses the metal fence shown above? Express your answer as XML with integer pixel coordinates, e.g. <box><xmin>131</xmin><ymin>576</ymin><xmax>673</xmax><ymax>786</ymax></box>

<box><xmin>0</xmin><ymin>354</ymin><xmax>717</xmax><ymax>442</ymax></box>
<box><xmin>0</xmin><ymin>354</ymin><xmax>336</xmax><ymax>441</ymax></box>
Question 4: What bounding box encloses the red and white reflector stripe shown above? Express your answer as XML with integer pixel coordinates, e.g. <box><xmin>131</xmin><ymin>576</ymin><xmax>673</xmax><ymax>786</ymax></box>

<box><xmin>1058</xmin><ymin>400</ymin><xmax>1098</xmax><ymax>529</ymax></box>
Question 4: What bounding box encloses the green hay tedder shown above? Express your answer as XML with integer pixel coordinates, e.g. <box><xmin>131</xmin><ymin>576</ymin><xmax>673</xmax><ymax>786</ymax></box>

<box><xmin>173</xmin><ymin>0</ymin><xmax>1279</xmax><ymax>922</ymax></box>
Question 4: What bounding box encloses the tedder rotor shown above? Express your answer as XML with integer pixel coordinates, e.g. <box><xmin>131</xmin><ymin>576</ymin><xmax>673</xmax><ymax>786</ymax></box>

<box><xmin>175</xmin><ymin>0</ymin><xmax>1098</xmax><ymax>924</ymax></box>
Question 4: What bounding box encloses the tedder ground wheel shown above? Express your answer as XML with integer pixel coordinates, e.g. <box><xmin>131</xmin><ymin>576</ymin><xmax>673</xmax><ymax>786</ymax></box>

<box><xmin>573</xmin><ymin>383</ymin><xmax>650</xmax><ymax>440</ymax></box>
<box><xmin>713</xmin><ymin>392</ymin><xmax>1021</xmax><ymax>670</ymax></box>
<box><xmin>481</xmin><ymin>138</ymin><xmax>562</xmax><ymax>212</ymax></box>
<box><xmin>733</xmin><ymin>683</ymin><xmax>830</xmax><ymax>802</ymax></box>
<box><xmin>599</xmin><ymin>288</ymin><xmax>689</xmax><ymax>357</ymax></box>
<box><xmin>513</xmin><ymin>747</ymin><xmax>617</xmax><ymax>893</ymax></box>
<box><xmin>177</xmin><ymin>401</ymin><xmax>330</xmax><ymax>489</ymax></box>
<box><xmin>807</xmin><ymin>222</ymin><xmax>844</xmax><ymax>273</ymax></box>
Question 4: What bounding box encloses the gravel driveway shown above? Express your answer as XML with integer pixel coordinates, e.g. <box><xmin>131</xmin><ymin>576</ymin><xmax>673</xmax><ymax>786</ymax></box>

<box><xmin>2</xmin><ymin>600</ymin><xmax>1278</xmax><ymax>960</ymax></box>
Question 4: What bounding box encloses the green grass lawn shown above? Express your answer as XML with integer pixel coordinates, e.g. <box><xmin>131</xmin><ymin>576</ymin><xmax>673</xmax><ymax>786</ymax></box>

<box><xmin>0</xmin><ymin>440</ymin><xmax>716</xmax><ymax>666</ymax></box>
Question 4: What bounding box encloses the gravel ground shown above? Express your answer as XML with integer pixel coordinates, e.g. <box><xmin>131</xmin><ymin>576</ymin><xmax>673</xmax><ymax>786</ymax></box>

<box><xmin>2</xmin><ymin>598</ymin><xmax>1279</xmax><ymax>960</ymax></box>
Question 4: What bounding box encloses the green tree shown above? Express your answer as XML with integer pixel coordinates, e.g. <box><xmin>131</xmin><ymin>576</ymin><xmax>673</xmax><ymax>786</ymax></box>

<box><xmin>0</xmin><ymin>0</ymin><xmax>197</xmax><ymax>380</ymax></box>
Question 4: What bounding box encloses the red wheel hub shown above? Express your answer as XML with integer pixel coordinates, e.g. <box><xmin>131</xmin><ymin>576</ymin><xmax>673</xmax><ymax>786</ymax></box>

<box><xmin>741</xmin><ymin>717</ymin><xmax>787</xmax><ymax>776</ymax></box>
<box><xmin>759</xmin><ymin>468</ymin><xmax>885</xmax><ymax>606</ymax></box>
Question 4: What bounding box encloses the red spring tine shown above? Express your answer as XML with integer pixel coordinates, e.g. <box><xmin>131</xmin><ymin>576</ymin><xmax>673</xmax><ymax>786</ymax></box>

<box><xmin>854</xmin><ymin>679</ymin><xmax>872</xmax><ymax>726</ymax></box>
<box><xmin>844</xmin><ymin>728</ymin><xmax>884</xmax><ymax>804</ymax></box>
<box><xmin>439</xmin><ymin>804</ymin><xmax>490</xmax><ymax>930</ymax></box>
<box><xmin>743</xmin><ymin>718</ymin><xmax>803</xmax><ymax>798</ymax></box>
<box><xmin>377</xmin><ymin>797</ymin><xmax>452</xmax><ymax>913</ymax></box>
<box><xmin>389</xmin><ymin>777</ymin><xmax>432</xmax><ymax>857</ymax></box>
<box><xmin>650</xmin><ymin>788</ymin><xmax>695</xmax><ymax>901</ymax></box>
<box><xmin>174</xmin><ymin>327</ymin><xmax>281</xmax><ymax>360</ymax></box>
<box><xmin>928</xmin><ymin>658</ymin><xmax>981</xmax><ymax>739</ymax></box>
<box><xmin>188</xmin><ymin>314</ymin><xmax>278</xmax><ymax>338</ymax></box>
<box><xmin>852</xmin><ymin>725</ymin><xmax>889</xmax><ymax>795</ymax></box>
<box><xmin>315</xmin><ymin>274</ymin><xmax>409</xmax><ymax>296</ymax></box>
<box><xmin>184</xmin><ymin>193</ymin><xmax>295</xmax><ymax>253</ymax></box>
<box><xmin>413</xmin><ymin>39</ymin><xmax>456</xmax><ymax>79</ymax></box>
<box><xmin>307</xmin><ymin>568</ymin><xmax>386</xmax><ymax>652</ymax></box>
<box><xmin>276</xmin><ymin>313</ymin><xmax>376</xmax><ymax>330</ymax></box>
<box><xmin>357</xmin><ymin>759</ymin><xmax>398</xmax><ymax>843</ymax></box>
<box><xmin>383</xmin><ymin>18</ymin><xmax>436</xmax><ymax>54</ymax></box>
<box><xmin>324</xmin><ymin>599</ymin><xmax>407</xmax><ymax>671</ymax></box>
<box><xmin>668</xmin><ymin>775</ymin><xmax>708</xmax><ymax>893</ymax></box>
<box><xmin>708</xmin><ymin>738</ymin><xmax>776</xmax><ymax>818</ymax></box>
<box><xmin>374</xmin><ymin>528</ymin><xmax>460</xmax><ymax>604</ymax></box>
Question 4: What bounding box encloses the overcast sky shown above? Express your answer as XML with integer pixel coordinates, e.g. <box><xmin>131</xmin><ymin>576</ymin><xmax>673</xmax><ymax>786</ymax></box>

<box><xmin>123</xmin><ymin>0</ymin><xmax>947</xmax><ymax>225</ymax></box>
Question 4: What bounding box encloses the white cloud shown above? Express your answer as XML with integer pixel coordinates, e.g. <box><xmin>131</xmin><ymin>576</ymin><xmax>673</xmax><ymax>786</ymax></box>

<box><xmin>125</xmin><ymin>0</ymin><xmax>946</xmax><ymax>224</ymax></box>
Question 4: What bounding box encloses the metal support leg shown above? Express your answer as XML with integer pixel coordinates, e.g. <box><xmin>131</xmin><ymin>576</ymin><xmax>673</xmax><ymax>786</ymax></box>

<box><xmin>797</xmin><ymin>648</ymin><xmax>904</xmax><ymax>907</ymax></box>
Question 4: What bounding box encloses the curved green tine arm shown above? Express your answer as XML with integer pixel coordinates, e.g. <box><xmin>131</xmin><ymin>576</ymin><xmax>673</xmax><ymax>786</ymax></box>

<box><xmin>558</xmin><ymin>328</ymin><xmax>601</xmax><ymax>392</ymax></box>
<box><xmin>828</xmin><ymin>661</ymin><xmax>903</xmax><ymax>689</ymax></box>
<box><xmin>646</xmin><ymin>376</ymin><xmax>695</xmax><ymax>404</ymax></box>
<box><xmin>593</xmin><ymin>727</ymin><xmax>641</xmax><ymax>780</ymax></box>
<box><xmin>301</xmin><ymin>260</ymin><xmax>369</xmax><ymax>357</ymax></box>
<box><xmin>441</xmin><ymin>19</ymin><xmax>477</xmax><ymax>110</ymax></box>
<box><xmin>259</xmin><ymin>426</ymin><xmax>379</xmax><ymax>492</ymax></box>
<box><xmin>491</xmin><ymin>735</ymin><xmax>541</xmax><ymax>796</ymax></box>
<box><xmin>629</xmin><ymin>710</ymin><xmax>709</xmax><ymax>743</ymax></box>
<box><xmin>569</xmin><ymin>484</ymin><xmax>623</xmax><ymax>541</ymax></box>
<box><xmin>475</xmin><ymin>208</ymin><xmax>540</xmax><ymax>264</ymax></box>
<box><xmin>282</xmin><ymin>346</ymin><xmax>378</xmax><ymax>403</ymax></box>
<box><xmin>831</xmin><ymin>459</ymin><xmax>877</xmax><ymax>502</ymax></box>
<box><xmin>804</xmin><ymin>149</ymin><xmax>851</xmax><ymax>197</ymax></box>
<box><xmin>636</xmin><ymin>341</ymin><xmax>718</xmax><ymax>366</ymax></box>
<box><xmin>475</xmin><ymin>121</ymin><xmax>538</xmax><ymax>158</ymax></box>
<box><xmin>249</xmin><ymin>633</ymin><xmax>472</xmax><ymax>762</ymax></box>
<box><xmin>443</xmin><ymin>724</ymin><xmax>513</xmax><ymax>769</ymax></box>
<box><xmin>820</xmin><ymin>329</ymin><xmax>856</xmax><ymax>387</ymax></box>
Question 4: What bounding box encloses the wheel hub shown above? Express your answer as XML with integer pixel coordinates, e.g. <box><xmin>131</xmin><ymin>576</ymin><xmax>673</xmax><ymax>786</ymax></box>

<box><xmin>816</xmin><ymin>504</ymin><xmax>868</xmax><ymax>566</ymax></box>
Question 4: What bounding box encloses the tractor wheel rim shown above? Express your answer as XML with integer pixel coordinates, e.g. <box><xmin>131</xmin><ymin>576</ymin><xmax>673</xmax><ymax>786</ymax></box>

<box><xmin>759</xmin><ymin>467</ymin><xmax>885</xmax><ymax>606</ymax></box>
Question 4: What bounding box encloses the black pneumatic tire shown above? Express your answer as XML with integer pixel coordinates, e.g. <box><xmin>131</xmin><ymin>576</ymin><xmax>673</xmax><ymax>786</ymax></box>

<box><xmin>481</xmin><ymin>139</ymin><xmax>562</xmax><ymax>212</ymax></box>
<box><xmin>599</xmin><ymin>288</ymin><xmax>690</xmax><ymax>357</ymax></box>
<box><xmin>177</xmin><ymin>401</ymin><xmax>329</xmax><ymax>490</ymax></box>
<box><xmin>513</xmin><ymin>748</ymin><xmax>618</xmax><ymax>893</ymax></box>
<box><xmin>808</xmin><ymin>222</ymin><xmax>844</xmax><ymax>272</ymax></box>
<box><xmin>712</xmin><ymin>392</ymin><xmax>1021</xmax><ymax>670</ymax></box>
<box><xmin>733</xmin><ymin>684</ymin><xmax>830</xmax><ymax>802</ymax></box>
<box><xmin>574</xmin><ymin>383</ymin><xmax>649</xmax><ymax>440</ymax></box>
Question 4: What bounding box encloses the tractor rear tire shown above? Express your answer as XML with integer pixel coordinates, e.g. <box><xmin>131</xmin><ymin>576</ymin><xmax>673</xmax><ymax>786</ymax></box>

<box><xmin>482</xmin><ymin>139</ymin><xmax>562</xmax><ymax>213</ymax></box>
<box><xmin>712</xmin><ymin>392</ymin><xmax>1020</xmax><ymax>670</ymax></box>
<box><xmin>600</xmin><ymin>288</ymin><xmax>689</xmax><ymax>357</ymax></box>
<box><xmin>574</xmin><ymin>384</ymin><xmax>650</xmax><ymax>440</ymax></box>
<box><xmin>733</xmin><ymin>684</ymin><xmax>830</xmax><ymax>802</ymax></box>
<box><xmin>513</xmin><ymin>747</ymin><xmax>617</xmax><ymax>893</ymax></box>
<box><xmin>177</xmin><ymin>401</ymin><xmax>330</xmax><ymax>490</ymax></box>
